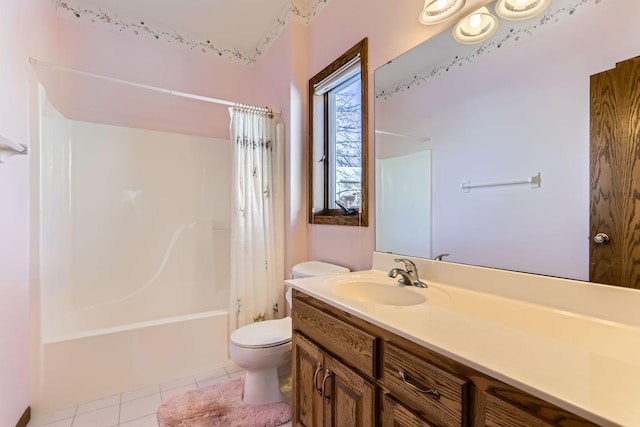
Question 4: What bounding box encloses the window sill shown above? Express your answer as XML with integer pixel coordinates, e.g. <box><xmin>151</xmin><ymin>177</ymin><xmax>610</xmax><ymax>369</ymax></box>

<box><xmin>310</xmin><ymin>212</ymin><xmax>368</xmax><ymax>227</ymax></box>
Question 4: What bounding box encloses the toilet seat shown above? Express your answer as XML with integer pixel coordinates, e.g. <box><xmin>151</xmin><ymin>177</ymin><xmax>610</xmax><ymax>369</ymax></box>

<box><xmin>230</xmin><ymin>317</ymin><xmax>292</xmax><ymax>349</ymax></box>
<box><xmin>229</xmin><ymin>261</ymin><xmax>349</xmax><ymax>405</ymax></box>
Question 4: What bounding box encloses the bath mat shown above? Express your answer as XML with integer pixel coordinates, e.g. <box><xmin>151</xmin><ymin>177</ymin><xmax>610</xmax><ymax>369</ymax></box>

<box><xmin>157</xmin><ymin>376</ymin><xmax>291</xmax><ymax>427</ymax></box>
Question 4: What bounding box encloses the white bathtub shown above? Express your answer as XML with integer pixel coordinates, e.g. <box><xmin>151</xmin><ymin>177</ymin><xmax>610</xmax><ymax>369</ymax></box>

<box><xmin>33</xmin><ymin>309</ymin><xmax>230</xmax><ymax>414</ymax></box>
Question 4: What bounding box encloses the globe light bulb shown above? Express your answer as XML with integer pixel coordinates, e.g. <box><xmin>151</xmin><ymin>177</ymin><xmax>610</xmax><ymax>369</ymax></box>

<box><xmin>469</xmin><ymin>13</ymin><xmax>482</xmax><ymax>28</ymax></box>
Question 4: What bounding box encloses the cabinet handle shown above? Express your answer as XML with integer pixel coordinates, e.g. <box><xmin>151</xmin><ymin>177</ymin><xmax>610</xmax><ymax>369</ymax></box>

<box><xmin>313</xmin><ymin>363</ymin><xmax>323</xmax><ymax>394</ymax></box>
<box><xmin>398</xmin><ymin>370</ymin><xmax>441</xmax><ymax>400</ymax></box>
<box><xmin>321</xmin><ymin>369</ymin><xmax>332</xmax><ymax>402</ymax></box>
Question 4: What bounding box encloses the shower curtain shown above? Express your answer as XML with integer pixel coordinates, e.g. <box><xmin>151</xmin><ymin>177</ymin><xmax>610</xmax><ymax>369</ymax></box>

<box><xmin>229</xmin><ymin>108</ymin><xmax>284</xmax><ymax>332</ymax></box>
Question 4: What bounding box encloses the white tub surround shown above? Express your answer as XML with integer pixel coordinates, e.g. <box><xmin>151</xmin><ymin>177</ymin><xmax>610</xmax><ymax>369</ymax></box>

<box><xmin>286</xmin><ymin>252</ymin><xmax>640</xmax><ymax>427</ymax></box>
<box><xmin>30</xmin><ymin>86</ymin><xmax>233</xmax><ymax>415</ymax></box>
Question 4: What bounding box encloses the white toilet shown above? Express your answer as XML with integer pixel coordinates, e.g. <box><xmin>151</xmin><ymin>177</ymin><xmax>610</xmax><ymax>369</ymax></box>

<box><xmin>229</xmin><ymin>261</ymin><xmax>350</xmax><ymax>405</ymax></box>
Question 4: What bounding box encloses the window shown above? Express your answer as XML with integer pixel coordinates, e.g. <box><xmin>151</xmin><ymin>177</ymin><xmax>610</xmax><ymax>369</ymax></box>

<box><xmin>309</xmin><ymin>38</ymin><xmax>368</xmax><ymax>226</ymax></box>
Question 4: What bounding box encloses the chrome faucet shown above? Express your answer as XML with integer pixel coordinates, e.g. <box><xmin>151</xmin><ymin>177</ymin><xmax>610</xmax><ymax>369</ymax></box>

<box><xmin>388</xmin><ymin>258</ymin><xmax>427</xmax><ymax>288</ymax></box>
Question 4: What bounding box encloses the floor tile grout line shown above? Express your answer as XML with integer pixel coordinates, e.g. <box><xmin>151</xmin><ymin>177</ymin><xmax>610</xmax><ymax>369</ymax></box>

<box><xmin>117</xmin><ymin>410</ymin><xmax>157</xmax><ymax>426</ymax></box>
<box><xmin>31</xmin><ymin>365</ymin><xmax>242</xmax><ymax>427</ymax></box>
<box><xmin>68</xmin><ymin>404</ymin><xmax>78</xmax><ymax>427</ymax></box>
<box><xmin>117</xmin><ymin>392</ymin><xmax>122</xmax><ymax>427</ymax></box>
<box><xmin>195</xmin><ymin>371</ymin><xmax>232</xmax><ymax>389</ymax></box>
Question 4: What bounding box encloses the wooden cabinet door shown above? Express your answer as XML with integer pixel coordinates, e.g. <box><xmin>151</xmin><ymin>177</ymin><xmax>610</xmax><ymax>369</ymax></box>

<box><xmin>293</xmin><ymin>332</ymin><xmax>325</xmax><ymax>427</ymax></box>
<box><xmin>293</xmin><ymin>332</ymin><xmax>375</xmax><ymax>427</ymax></box>
<box><xmin>382</xmin><ymin>394</ymin><xmax>434</xmax><ymax>427</ymax></box>
<box><xmin>324</xmin><ymin>354</ymin><xmax>376</xmax><ymax>427</ymax></box>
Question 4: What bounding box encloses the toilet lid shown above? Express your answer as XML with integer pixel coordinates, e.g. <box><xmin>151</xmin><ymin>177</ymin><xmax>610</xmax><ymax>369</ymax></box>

<box><xmin>292</xmin><ymin>261</ymin><xmax>350</xmax><ymax>278</ymax></box>
<box><xmin>231</xmin><ymin>317</ymin><xmax>292</xmax><ymax>348</ymax></box>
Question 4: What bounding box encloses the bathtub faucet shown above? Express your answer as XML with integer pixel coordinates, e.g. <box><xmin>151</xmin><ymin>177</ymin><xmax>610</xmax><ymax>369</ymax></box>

<box><xmin>388</xmin><ymin>258</ymin><xmax>427</xmax><ymax>288</ymax></box>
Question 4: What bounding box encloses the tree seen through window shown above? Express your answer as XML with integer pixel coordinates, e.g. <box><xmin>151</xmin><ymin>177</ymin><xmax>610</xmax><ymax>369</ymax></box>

<box><xmin>329</xmin><ymin>75</ymin><xmax>361</xmax><ymax>211</ymax></box>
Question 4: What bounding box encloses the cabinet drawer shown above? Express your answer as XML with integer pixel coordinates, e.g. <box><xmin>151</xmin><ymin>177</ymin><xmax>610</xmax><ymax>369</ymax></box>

<box><xmin>383</xmin><ymin>343</ymin><xmax>469</xmax><ymax>427</ymax></box>
<box><xmin>484</xmin><ymin>392</ymin><xmax>554</xmax><ymax>427</ymax></box>
<box><xmin>382</xmin><ymin>394</ymin><xmax>435</xmax><ymax>427</ymax></box>
<box><xmin>483</xmin><ymin>390</ymin><xmax>600</xmax><ymax>427</ymax></box>
<box><xmin>292</xmin><ymin>296</ymin><xmax>377</xmax><ymax>378</ymax></box>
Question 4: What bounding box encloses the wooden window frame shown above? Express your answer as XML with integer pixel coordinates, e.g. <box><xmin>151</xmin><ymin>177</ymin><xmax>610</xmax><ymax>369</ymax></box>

<box><xmin>308</xmin><ymin>38</ymin><xmax>369</xmax><ymax>226</ymax></box>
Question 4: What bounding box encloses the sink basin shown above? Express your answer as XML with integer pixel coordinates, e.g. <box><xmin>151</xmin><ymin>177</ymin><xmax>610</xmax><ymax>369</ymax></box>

<box><xmin>332</xmin><ymin>281</ymin><xmax>426</xmax><ymax>306</ymax></box>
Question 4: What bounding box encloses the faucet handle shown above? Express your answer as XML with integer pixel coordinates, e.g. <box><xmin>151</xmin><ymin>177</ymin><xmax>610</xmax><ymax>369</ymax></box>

<box><xmin>391</xmin><ymin>258</ymin><xmax>427</xmax><ymax>288</ymax></box>
<box><xmin>394</xmin><ymin>258</ymin><xmax>416</xmax><ymax>273</ymax></box>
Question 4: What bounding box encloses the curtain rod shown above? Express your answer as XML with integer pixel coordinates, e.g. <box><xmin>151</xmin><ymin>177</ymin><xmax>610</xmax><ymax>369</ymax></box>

<box><xmin>29</xmin><ymin>58</ymin><xmax>281</xmax><ymax>116</ymax></box>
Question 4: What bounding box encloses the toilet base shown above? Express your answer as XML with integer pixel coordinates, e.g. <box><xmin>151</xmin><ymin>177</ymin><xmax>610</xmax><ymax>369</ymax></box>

<box><xmin>242</xmin><ymin>367</ymin><xmax>283</xmax><ymax>405</ymax></box>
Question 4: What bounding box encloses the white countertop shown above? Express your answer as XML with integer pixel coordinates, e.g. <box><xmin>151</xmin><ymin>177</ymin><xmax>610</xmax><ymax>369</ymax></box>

<box><xmin>285</xmin><ymin>254</ymin><xmax>640</xmax><ymax>427</ymax></box>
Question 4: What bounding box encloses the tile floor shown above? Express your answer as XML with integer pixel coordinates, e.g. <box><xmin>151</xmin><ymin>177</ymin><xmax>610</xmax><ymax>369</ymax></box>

<box><xmin>27</xmin><ymin>365</ymin><xmax>293</xmax><ymax>427</ymax></box>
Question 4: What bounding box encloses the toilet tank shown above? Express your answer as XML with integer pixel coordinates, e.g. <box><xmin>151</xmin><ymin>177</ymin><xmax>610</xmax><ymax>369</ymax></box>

<box><xmin>286</xmin><ymin>261</ymin><xmax>350</xmax><ymax>312</ymax></box>
<box><xmin>291</xmin><ymin>261</ymin><xmax>350</xmax><ymax>279</ymax></box>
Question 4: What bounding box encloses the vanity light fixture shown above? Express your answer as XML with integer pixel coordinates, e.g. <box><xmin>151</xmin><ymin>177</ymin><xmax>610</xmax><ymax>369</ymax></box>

<box><xmin>495</xmin><ymin>0</ymin><xmax>550</xmax><ymax>20</ymax></box>
<box><xmin>419</xmin><ymin>0</ymin><xmax>466</xmax><ymax>25</ymax></box>
<box><xmin>452</xmin><ymin>6</ymin><xmax>499</xmax><ymax>44</ymax></box>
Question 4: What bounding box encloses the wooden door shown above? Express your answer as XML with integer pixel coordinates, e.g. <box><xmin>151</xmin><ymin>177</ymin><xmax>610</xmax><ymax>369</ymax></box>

<box><xmin>293</xmin><ymin>332</ymin><xmax>325</xmax><ymax>427</ymax></box>
<box><xmin>325</xmin><ymin>355</ymin><xmax>375</xmax><ymax>427</ymax></box>
<box><xmin>590</xmin><ymin>56</ymin><xmax>640</xmax><ymax>287</ymax></box>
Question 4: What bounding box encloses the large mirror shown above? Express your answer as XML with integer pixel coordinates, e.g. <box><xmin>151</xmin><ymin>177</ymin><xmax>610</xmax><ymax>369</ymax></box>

<box><xmin>375</xmin><ymin>0</ymin><xmax>639</xmax><ymax>282</ymax></box>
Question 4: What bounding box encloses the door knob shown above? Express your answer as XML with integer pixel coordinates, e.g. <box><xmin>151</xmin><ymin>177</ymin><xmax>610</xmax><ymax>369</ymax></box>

<box><xmin>594</xmin><ymin>233</ymin><xmax>610</xmax><ymax>245</ymax></box>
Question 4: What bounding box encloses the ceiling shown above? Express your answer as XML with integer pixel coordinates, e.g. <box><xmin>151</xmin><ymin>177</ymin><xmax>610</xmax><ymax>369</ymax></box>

<box><xmin>53</xmin><ymin>0</ymin><xmax>319</xmax><ymax>63</ymax></box>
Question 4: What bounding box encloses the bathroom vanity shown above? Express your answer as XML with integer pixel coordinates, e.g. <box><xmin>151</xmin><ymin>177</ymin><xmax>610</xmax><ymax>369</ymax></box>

<box><xmin>286</xmin><ymin>253</ymin><xmax>640</xmax><ymax>426</ymax></box>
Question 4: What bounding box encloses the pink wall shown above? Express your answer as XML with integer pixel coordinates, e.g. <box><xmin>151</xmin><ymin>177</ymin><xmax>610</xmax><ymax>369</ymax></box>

<box><xmin>52</xmin><ymin>20</ymin><xmax>257</xmax><ymax>139</ymax></box>
<box><xmin>247</xmin><ymin>22</ymin><xmax>316</xmax><ymax>275</ymax></box>
<box><xmin>0</xmin><ymin>0</ymin><xmax>57</xmax><ymax>425</ymax></box>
